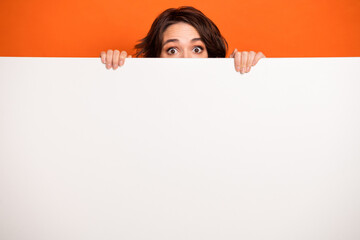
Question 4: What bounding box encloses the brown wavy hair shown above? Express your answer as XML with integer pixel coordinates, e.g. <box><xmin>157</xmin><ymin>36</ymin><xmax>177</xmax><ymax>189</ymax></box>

<box><xmin>134</xmin><ymin>6</ymin><xmax>228</xmax><ymax>58</ymax></box>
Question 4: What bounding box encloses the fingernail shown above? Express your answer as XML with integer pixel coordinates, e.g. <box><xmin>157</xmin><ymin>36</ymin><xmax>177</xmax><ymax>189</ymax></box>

<box><xmin>236</xmin><ymin>66</ymin><xmax>240</xmax><ymax>72</ymax></box>
<box><xmin>240</xmin><ymin>67</ymin><xmax>245</xmax><ymax>74</ymax></box>
<box><xmin>119</xmin><ymin>60</ymin><xmax>123</xmax><ymax>66</ymax></box>
<box><xmin>106</xmin><ymin>64</ymin><xmax>111</xmax><ymax>69</ymax></box>
<box><xmin>247</xmin><ymin>67</ymin><xmax>250</xmax><ymax>72</ymax></box>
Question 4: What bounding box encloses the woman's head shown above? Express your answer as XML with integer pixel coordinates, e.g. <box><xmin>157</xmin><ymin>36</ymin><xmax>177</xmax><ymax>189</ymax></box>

<box><xmin>134</xmin><ymin>6</ymin><xmax>228</xmax><ymax>58</ymax></box>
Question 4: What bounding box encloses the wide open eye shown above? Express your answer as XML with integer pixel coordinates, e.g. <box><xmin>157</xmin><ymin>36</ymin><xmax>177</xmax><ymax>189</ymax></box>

<box><xmin>193</xmin><ymin>46</ymin><xmax>204</xmax><ymax>54</ymax></box>
<box><xmin>167</xmin><ymin>47</ymin><xmax>178</xmax><ymax>55</ymax></box>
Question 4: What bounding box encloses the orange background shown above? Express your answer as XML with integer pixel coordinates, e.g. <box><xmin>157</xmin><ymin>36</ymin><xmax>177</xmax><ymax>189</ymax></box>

<box><xmin>0</xmin><ymin>0</ymin><xmax>359</xmax><ymax>57</ymax></box>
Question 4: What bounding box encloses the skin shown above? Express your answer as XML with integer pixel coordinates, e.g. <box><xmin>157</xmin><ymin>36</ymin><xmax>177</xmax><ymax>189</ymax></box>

<box><xmin>159</xmin><ymin>22</ymin><xmax>208</xmax><ymax>58</ymax></box>
<box><xmin>100</xmin><ymin>22</ymin><xmax>265</xmax><ymax>73</ymax></box>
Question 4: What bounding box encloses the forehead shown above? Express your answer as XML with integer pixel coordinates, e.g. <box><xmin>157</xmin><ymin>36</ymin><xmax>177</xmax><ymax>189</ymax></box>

<box><xmin>162</xmin><ymin>22</ymin><xmax>201</xmax><ymax>41</ymax></box>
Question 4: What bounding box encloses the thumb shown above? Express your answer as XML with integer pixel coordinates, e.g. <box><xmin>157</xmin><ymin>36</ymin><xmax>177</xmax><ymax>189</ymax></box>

<box><xmin>229</xmin><ymin>48</ymin><xmax>237</xmax><ymax>58</ymax></box>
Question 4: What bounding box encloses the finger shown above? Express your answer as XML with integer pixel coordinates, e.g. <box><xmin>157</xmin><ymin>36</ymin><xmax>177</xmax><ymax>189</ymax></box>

<box><xmin>252</xmin><ymin>52</ymin><xmax>266</xmax><ymax>66</ymax></box>
<box><xmin>106</xmin><ymin>49</ymin><xmax>113</xmax><ymax>69</ymax></box>
<box><xmin>240</xmin><ymin>51</ymin><xmax>248</xmax><ymax>74</ymax></box>
<box><xmin>112</xmin><ymin>50</ymin><xmax>120</xmax><ymax>70</ymax></box>
<box><xmin>229</xmin><ymin>48</ymin><xmax>237</xmax><ymax>58</ymax></box>
<box><xmin>128</xmin><ymin>55</ymin><xmax>132</xmax><ymax>58</ymax></box>
<box><xmin>246</xmin><ymin>51</ymin><xmax>256</xmax><ymax>73</ymax></box>
<box><xmin>234</xmin><ymin>51</ymin><xmax>241</xmax><ymax>72</ymax></box>
<box><xmin>100</xmin><ymin>51</ymin><xmax>106</xmax><ymax>64</ymax></box>
<box><xmin>119</xmin><ymin>51</ymin><xmax>127</xmax><ymax>67</ymax></box>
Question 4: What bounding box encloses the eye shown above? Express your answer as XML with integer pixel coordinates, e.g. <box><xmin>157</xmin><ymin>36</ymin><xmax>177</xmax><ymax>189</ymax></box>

<box><xmin>193</xmin><ymin>46</ymin><xmax>204</xmax><ymax>54</ymax></box>
<box><xmin>166</xmin><ymin>47</ymin><xmax>178</xmax><ymax>55</ymax></box>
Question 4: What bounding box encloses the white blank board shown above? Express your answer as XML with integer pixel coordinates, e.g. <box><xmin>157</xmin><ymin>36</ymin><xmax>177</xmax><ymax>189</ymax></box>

<box><xmin>0</xmin><ymin>57</ymin><xmax>360</xmax><ymax>240</ymax></box>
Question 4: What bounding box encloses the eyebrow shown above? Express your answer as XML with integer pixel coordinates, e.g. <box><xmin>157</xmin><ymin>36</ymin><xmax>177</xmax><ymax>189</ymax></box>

<box><xmin>162</xmin><ymin>38</ymin><xmax>203</xmax><ymax>47</ymax></box>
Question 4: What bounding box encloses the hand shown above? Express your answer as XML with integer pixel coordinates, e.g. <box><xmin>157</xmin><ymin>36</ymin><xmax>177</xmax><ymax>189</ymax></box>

<box><xmin>229</xmin><ymin>49</ymin><xmax>265</xmax><ymax>74</ymax></box>
<box><xmin>100</xmin><ymin>50</ymin><xmax>132</xmax><ymax>70</ymax></box>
